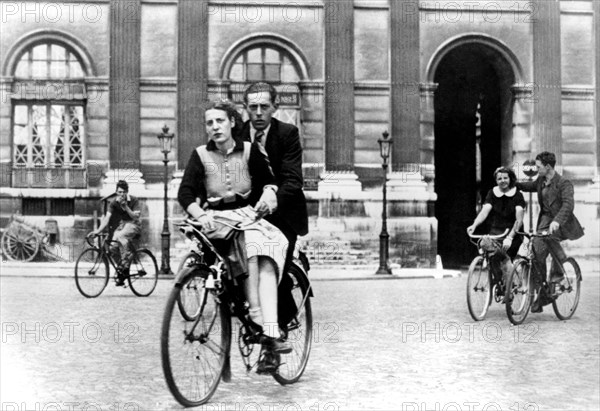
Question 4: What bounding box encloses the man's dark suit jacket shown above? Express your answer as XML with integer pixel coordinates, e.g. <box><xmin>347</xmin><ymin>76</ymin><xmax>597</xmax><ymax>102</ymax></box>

<box><xmin>517</xmin><ymin>172</ymin><xmax>584</xmax><ymax>241</ymax></box>
<box><xmin>241</xmin><ymin>118</ymin><xmax>308</xmax><ymax>238</ymax></box>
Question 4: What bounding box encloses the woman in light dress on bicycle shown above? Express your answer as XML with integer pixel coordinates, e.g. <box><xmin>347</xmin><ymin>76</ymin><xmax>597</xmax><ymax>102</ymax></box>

<box><xmin>467</xmin><ymin>167</ymin><xmax>526</xmax><ymax>286</ymax></box>
<box><xmin>177</xmin><ymin>99</ymin><xmax>291</xmax><ymax>358</ymax></box>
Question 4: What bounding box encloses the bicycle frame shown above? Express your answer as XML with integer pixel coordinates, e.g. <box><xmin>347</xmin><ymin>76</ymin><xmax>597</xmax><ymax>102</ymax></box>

<box><xmin>175</xmin><ymin>219</ymin><xmax>311</xmax><ymax>364</ymax></box>
<box><xmin>87</xmin><ymin>234</ymin><xmax>142</xmax><ymax>278</ymax></box>
<box><xmin>515</xmin><ymin>231</ymin><xmax>579</xmax><ymax>290</ymax></box>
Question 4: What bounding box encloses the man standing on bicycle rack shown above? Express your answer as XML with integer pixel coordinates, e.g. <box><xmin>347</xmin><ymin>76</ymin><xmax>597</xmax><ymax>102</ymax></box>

<box><xmin>517</xmin><ymin>151</ymin><xmax>584</xmax><ymax>313</ymax></box>
<box><xmin>241</xmin><ymin>86</ymin><xmax>309</xmax><ymax>316</ymax></box>
<box><xmin>240</xmin><ymin>82</ymin><xmax>309</xmax><ymax>373</ymax></box>
<box><xmin>89</xmin><ymin>180</ymin><xmax>142</xmax><ymax>286</ymax></box>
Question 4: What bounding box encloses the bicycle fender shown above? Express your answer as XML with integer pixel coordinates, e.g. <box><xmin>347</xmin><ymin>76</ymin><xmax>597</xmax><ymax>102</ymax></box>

<box><xmin>289</xmin><ymin>261</ymin><xmax>314</xmax><ymax>298</ymax></box>
<box><xmin>173</xmin><ymin>264</ymin><xmax>208</xmax><ymax>286</ymax></box>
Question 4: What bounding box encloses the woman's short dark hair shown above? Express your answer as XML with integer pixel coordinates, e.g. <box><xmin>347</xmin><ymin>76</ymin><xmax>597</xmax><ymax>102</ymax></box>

<box><xmin>493</xmin><ymin>167</ymin><xmax>517</xmax><ymax>187</ymax></box>
<box><xmin>205</xmin><ymin>99</ymin><xmax>244</xmax><ymax>131</ymax></box>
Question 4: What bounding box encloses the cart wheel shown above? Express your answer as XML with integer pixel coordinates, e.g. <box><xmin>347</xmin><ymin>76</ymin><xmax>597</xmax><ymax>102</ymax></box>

<box><xmin>1</xmin><ymin>226</ymin><xmax>40</xmax><ymax>262</ymax></box>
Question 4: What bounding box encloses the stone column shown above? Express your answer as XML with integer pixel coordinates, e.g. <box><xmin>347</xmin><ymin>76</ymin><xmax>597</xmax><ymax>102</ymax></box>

<box><xmin>595</xmin><ymin>0</ymin><xmax>600</xmax><ymax>179</ymax></box>
<box><xmin>511</xmin><ymin>84</ymin><xmax>535</xmax><ymax>178</ymax></box>
<box><xmin>107</xmin><ymin>0</ymin><xmax>145</xmax><ymax>193</ymax></box>
<box><xmin>390</xmin><ymin>0</ymin><xmax>420</xmax><ymax>169</ymax></box>
<box><xmin>532</xmin><ymin>0</ymin><xmax>561</xmax><ymax>156</ymax></box>
<box><xmin>388</xmin><ymin>2</ymin><xmax>426</xmax><ymax>193</ymax></box>
<box><xmin>177</xmin><ymin>0</ymin><xmax>209</xmax><ymax>170</ymax></box>
<box><xmin>318</xmin><ymin>0</ymin><xmax>361</xmax><ymax>194</ymax></box>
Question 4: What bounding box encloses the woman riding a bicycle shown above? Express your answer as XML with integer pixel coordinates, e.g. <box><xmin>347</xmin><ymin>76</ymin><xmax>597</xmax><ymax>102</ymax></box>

<box><xmin>177</xmin><ymin>99</ymin><xmax>291</xmax><ymax>372</ymax></box>
<box><xmin>467</xmin><ymin>167</ymin><xmax>525</xmax><ymax>287</ymax></box>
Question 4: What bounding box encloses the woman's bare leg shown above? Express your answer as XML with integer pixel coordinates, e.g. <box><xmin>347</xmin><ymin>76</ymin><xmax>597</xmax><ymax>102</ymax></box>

<box><xmin>245</xmin><ymin>256</ymin><xmax>263</xmax><ymax>326</ymax></box>
<box><xmin>258</xmin><ymin>257</ymin><xmax>279</xmax><ymax>338</ymax></box>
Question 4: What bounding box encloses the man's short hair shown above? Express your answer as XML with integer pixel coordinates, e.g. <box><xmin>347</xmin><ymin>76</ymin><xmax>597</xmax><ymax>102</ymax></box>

<box><xmin>116</xmin><ymin>180</ymin><xmax>129</xmax><ymax>192</ymax></box>
<box><xmin>535</xmin><ymin>151</ymin><xmax>556</xmax><ymax>168</ymax></box>
<box><xmin>243</xmin><ymin>82</ymin><xmax>278</xmax><ymax>106</ymax></box>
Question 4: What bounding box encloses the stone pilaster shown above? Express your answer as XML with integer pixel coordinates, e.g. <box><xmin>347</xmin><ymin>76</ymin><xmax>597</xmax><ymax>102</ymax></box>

<box><xmin>510</xmin><ymin>84</ymin><xmax>535</xmax><ymax>177</ymax></box>
<box><xmin>109</xmin><ymin>0</ymin><xmax>141</xmax><ymax>170</ymax></box>
<box><xmin>177</xmin><ymin>0</ymin><xmax>209</xmax><ymax>169</ymax></box>
<box><xmin>532</xmin><ymin>0</ymin><xmax>561</xmax><ymax>156</ymax></box>
<box><xmin>595</xmin><ymin>0</ymin><xmax>600</xmax><ymax>178</ymax></box>
<box><xmin>321</xmin><ymin>0</ymin><xmax>359</xmax><ymax>192</ymax></box>
<box><xmin>390</xmin><ymin>0</ymin><xmax>420</xmax><ymax>170</ymax></box>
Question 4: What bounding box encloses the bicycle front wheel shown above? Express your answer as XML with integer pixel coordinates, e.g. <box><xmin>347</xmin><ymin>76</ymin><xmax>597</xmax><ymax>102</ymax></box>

<box><xmin>161</xmin><ymin>268</ymin><xmax>231</xmax><ymax>407</ymax></box>
<box><xmin>505</xmin><ymin>259</ymin><xmax>532</xmax><ymax>325</ymax></box>
<box><xmin>128</xmin><ymin>249</ymin><xmax>158</xmax><ymax>297</ymax></box>
<box><xmin>273</xmin><ymin>263</ymin><xmax>313</xmax><ymax>385</ymax></box>
<box><xmin>466</xmin><ymin>256</ymin><xmax>492</xmax><ymax>321</ymax></box>
<box><xmin>75</xmin><ymin>248</ymin><xmax>109</xmax><ymax>298</ymax></box>
<box><xmin>552</xmin><ymin>257</ymin><xmax>581</xmax><ymax>320</ymax></box>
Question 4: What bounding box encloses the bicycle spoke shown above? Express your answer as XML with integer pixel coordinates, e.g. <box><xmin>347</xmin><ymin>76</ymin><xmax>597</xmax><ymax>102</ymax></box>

<box><xmin>127</xmin><ymin>249</ymin><xmax>158</xmax><ymax>297</ymax></box>
<box><xmin>162</xmin><ymin>270</ymin><xmax>231</xmax><ymax>407</ymax></box>
<box><xmin>273</xmin><ymin>265</ymin><xmax>312</xmax><ymax>385</ymax></box>
<box><xmin>75</xmin><ymin>249</ymin><xmax>109</xmax><ymax>298</ymax></box>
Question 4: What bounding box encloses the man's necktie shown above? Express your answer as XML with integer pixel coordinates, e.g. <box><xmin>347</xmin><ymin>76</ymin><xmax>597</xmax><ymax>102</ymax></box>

<box><xmin>255</xmin><ymin>131</ymin><xmax>264</xmax><ymax>144</ymax></box>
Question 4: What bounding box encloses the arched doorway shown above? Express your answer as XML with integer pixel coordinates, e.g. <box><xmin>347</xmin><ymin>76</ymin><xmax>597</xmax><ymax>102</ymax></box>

<box><xmin>432</xmin><ymin>38</ymin><xmax>519</xmax><ymax>267</ymax></box>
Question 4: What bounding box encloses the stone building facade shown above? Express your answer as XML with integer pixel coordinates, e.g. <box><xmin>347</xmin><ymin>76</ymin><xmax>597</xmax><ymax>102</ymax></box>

<box><xmin>1</xmin><ymin>0</ymin><xmax>598</xmax><ymax>267</ymax></box>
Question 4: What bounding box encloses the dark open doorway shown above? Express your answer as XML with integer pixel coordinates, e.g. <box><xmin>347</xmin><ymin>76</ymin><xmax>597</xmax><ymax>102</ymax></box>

<box><xmin>434</xmin><ymin>42</ymin><xmax>515</xmax><ymax>268</ymax></box>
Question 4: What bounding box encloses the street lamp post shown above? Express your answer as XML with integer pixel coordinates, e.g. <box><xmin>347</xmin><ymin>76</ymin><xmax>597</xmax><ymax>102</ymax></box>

<box><xmin>157</xmin><ymin>124</ymin><xmax>174</xmax><ymax>274</ymax></box>
<box><xmin>523</xmin><ymin>159</ymin><xmax>538</xmax><ymax>233</ymax></box>
<box><xmin>376</xmin><ymin>131</ymin><xmax>393</xmax><ymax>275</ymax></box>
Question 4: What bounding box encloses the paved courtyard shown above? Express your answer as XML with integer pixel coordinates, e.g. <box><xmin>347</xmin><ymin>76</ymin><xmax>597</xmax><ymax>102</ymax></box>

<box><xmin>1</xmin><ymin>274</ymin><xmax>599</xmax><ymax>410</ymax></box>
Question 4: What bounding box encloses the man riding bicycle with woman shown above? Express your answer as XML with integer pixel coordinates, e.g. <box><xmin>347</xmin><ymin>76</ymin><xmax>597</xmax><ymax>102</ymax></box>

<box><xmin>467</xmin><ymin>151</ymin><xmax>584</xmax><ymax>313</ymax></box>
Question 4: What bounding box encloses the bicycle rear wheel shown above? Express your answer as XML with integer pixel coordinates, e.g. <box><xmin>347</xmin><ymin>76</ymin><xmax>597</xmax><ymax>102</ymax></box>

<box><xmin>176</xmin><ymin>252</ymin><xmax>205</xmax><ymax>321</ymax></box>
<box><xmin>466</xmin><ymin>256</ymin><xmax>492</xmax><ymax>321</ymax></box>
<box><xmin>75</xmin><ymin>248</ymin><xmax>109</xmax><ymax>298</ymax></box>
<box><xmin>161</xmin><ymin>267</ymin><xmax>231</xmax><ymax>407</ymax></box>
<box><xmin>552</xmin><ymin>257</ymin><xmax>581</xmax><ymax>320</ymax></box>
<box><xmin>128</xmin><ymin>249</ymin><xmax>158</xmax><ymax>297</ymax></box>
<box><xmin>273</xmin><ymin>263</ymin><xmax>312</xmax><ymax>385</ymax></box>
<box><xmin>505</xmin><ymin>259</ymin><xmax>532</xmax><ymax>325</ymax></box>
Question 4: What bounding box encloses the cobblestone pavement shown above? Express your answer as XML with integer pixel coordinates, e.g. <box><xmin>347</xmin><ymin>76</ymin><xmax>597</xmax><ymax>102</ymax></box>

<box><xmin>1</xmin><ymin>275</ymin><xmax>599</xmax><ymax>411</ymax></box>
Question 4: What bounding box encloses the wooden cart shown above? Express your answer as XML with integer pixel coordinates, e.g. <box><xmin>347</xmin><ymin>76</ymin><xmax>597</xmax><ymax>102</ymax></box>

<box><xmin>1</xmin><ymin>215</ymin><xmax>66</xmax><ymax>262</ymax></box>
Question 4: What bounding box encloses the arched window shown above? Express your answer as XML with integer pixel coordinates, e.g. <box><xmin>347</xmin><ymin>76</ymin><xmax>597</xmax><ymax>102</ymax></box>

<box><xmin>228</xmin><ymin>45</ymin><xmax>300</xmax><ymax>83</ymax></box>
<box><xmin>14</xmin><ymin>43</ymin><xmax>85</xmax><ymax>79</ymax></box>
<box><xmin>223</xmin><ymin>39</ymin><xmax>307</xmax><ymax>127</ymax></box>
<box><xmin>11</xmin><ymin>42</ymin><xmax>87</xmax><ymax>181</ymax></box>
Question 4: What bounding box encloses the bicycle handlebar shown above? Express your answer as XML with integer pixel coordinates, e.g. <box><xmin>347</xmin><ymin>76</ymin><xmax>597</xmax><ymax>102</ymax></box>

<box><xmin>515</xmin><ymin>231</ymin><xmax>550</xmax><ymax>238</ymax></box>
<box><xmin>85</xmin><ymin>232</ymin><xmax>107</xmax><ymax>247</ymax></box>
<box><xmin>467</xmin><ymin>229</ymin><xmax>509</xmax><ymax>239</ymax></box>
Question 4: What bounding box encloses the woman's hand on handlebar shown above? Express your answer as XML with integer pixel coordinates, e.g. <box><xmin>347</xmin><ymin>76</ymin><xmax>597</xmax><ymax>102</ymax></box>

<box><xmin>253</xmin><ymin>201</ymin><xmax>270</xmax><ymax>220</ymax></box>
<box><xmin>466</xmin><ymin>225</ymin><xmax>476</xmax><ymax>235</ymax></box>
<box><xmin>193</xmin><ymin>214</ymin><xmax>215</xmax><ymax>231</ymax></box>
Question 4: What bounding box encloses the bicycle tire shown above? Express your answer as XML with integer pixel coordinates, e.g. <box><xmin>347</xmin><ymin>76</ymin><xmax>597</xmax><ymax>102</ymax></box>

<box><xmin>552</xmin><ymin>257</ymin><xmax>581</xmax><ymax>320</ymax></box>
<box><xmin>75</xmin><ymin>248</ymin><xmax>109</xmax><ymax>298</ymax></box>
<box><xmin>505</xmin><ymin>259</ymin><xmax>532</xmax><ymax>325</ymax></box>
<box><xmin>127</xmin><ymin>249</ymin><xmax>158</xmax><ymax>297</ymax></box>
<box><xmin>466</xmin><ymin>256</ymin><xmax>492</xmax><ymax>321</ymax></box>
<box><xmin>161</xmin><ymin>267</ymin><xmax>231</xmax><ymax>407</ymax></box>
<box><xmin>273</xmin><ymin>263</ymin><xmax>313</xmax><ymax>385</ymax></box>
<box><xmin>176</xmin><ymin>252</ymin><xmax>205</xmax><ymax>321</ymax></box>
